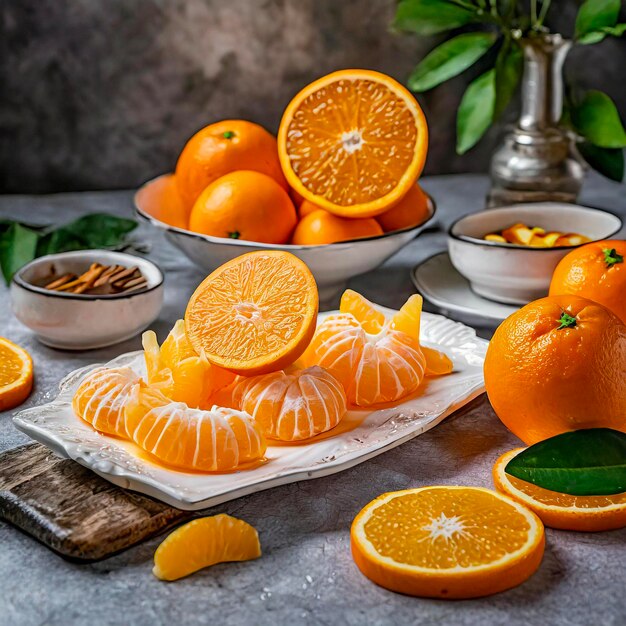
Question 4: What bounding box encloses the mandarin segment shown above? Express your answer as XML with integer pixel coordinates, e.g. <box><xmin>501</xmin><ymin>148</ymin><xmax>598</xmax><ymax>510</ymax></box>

<box><xmin>72</xmin><ymin>366</ymin><xmax>140</xmax><ymax>438</ymax></box>
<box><xmin>351</xmin><ymin>486</ymin><xmax>545</xmax><ymax>599</ymax></box>
<box><xmin>185</xmin><ymin>251</ymin><xmax>318</xmax><ymax>375</ymax></box>
<box><xmin>303</xmin><ymin>313</ymin><xmax>427</xmax><ymax>406</ymax></box>
<box><xmin>153</xmin><ymin>514</ymin><xmax>261</xmax><ymax>581</ymax></box>
<box><xmin>143</xmin><ymin>320</ymin><xmax>234</xmax><ymax>408</ymax></box>
<box><xmin>494</xmin><ymin>449</ymin><xmax>626</xmax><ymax>532</ymax></box>
<box><xmin>0</xmin><ymin>337</ymin><xmax>33</xmax><ymax>411</ymax></box>
<box><xmin>233</xmin><ymin>365</ymin><xmax>347</xmax><ymax>441</ymax></box>
<box><xmin>278</xmin><ymin>69</ymin><xmax>428</xmax><ymax>217</ymax></box>
<box><xmin>340</xmin><ymin>289</ymin><xmax>385</xmax><ymax>333</ymax></box>
<box><xmin>124</xmin><ymin>385</ymin><xmax>266</xmax><ymax>472</ymax></box>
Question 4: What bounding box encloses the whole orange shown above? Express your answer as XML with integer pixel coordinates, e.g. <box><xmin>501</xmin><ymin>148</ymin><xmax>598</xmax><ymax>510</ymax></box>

<box><xmin>550</xmin><ymin>239</ymin><xmax>626</xmax><ymax>324</ymax></box>
<box><xmin>298</xmin><ymin>199</ymin><xmax>319</xmax><ymax>219</ymax></box>
<box><xmin>484</xmin><ymin>295</ymin><xmax>626</xmax><ymax>444</ymax></box>
<box><xmin>376</xmin><ymin>183</ymin><xmax>431</xmax><ymax>232</ymax></box>
<box><xmin>189</xmin><ymin>171</ymin><xmax>297</xmax><ymax>243</ymax></box>
<box><xmin>175</xmin><ymin>120</ymin><xmax>287</xmax><ymax>210</ymax></box>
<box><xmin>292</xmin><ymin>209</ymin><xmax>383</xmax><ymax>245</ymax></box>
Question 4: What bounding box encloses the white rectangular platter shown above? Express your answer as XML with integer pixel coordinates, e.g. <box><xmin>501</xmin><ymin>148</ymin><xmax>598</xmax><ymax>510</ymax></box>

<box><xmin>13</xmin><ymin>308</ymin><xmax>488</xmax><ymax>511</ymax></box>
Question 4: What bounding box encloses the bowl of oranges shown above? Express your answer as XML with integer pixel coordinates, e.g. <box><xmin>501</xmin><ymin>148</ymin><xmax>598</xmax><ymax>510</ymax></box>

<box><xmin>135</xmin><ymin>70</ymin><xmax>433</xmax><ymax>303</ymax></box>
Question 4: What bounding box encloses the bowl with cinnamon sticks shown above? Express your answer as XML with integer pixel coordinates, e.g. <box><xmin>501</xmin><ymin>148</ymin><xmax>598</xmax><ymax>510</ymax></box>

<box><xmin>10</xmin><ymin>250</ymin><xmax>164</xmax><ymax>350</ymax></box>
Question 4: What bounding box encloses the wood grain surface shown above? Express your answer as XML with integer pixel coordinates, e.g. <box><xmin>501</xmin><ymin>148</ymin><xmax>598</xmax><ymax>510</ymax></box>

<box><xmin>0</xmin><ymin>443</ymin><xmax>191</xmax><ymax>562</ymax></box>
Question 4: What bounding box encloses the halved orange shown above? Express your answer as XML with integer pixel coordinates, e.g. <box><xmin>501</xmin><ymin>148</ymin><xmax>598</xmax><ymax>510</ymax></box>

<box><xmin>278</xmin><ymin>69</ymin><xmax>428</xmax><ymax>218</ymax></box>
<box><xmin>351</xmin><ymin>486</ymin><xmax>545</xmax><ymax>599</ymax></box>
<box><xmin>153</xmin><ymin>514</ymin><xmax>261</xmax><ymax>581</ymax></box>
<box><xmin>494</xmin><ymin>448</ymin><xmax>626</xmax><ymax>532</ymax></box>
<box><xmin>185</xmin><ymin>251</ymin><xmax>318</xmax><ymax>376</ymax></box>
<box><xmin>0</xmin><ymin>337</ymin><xmax>33</xmax><ymax>411</ymax></box>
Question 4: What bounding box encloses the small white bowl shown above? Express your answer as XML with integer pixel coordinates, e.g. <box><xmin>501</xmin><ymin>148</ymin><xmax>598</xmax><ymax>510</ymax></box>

<box><xmin>11</xmin><ymin>250</ymin><xmax>164</xmax><ymax>350</ymax></box>
<box><xmin>448</xmin><ymin>202</ymin><xmax>622</xmax><ymax>305</ymax></box>
<box><xmin>134</xmin><ymin>174</ymin><xmax>436</xmax><ymax>303</ymax></box>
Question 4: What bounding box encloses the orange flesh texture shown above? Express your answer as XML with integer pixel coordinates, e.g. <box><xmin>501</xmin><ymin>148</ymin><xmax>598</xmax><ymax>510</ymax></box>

<box><xmin>0</xmin><ymin>339</ymin><xmax>33</xmax><ymax>410</ymax></box>
<box><xmin>351</xmin><ymin>487</ymin><xmax>545</xmax><ymax>599</ymax></box>
<box><xmin>279</xmin><ymin>70</ymin><xmax>427</xmax><ymax>217</ymax></box>
<box><xmin>233</xmin><ymin>366</ymin><xmax>347</xmax><ymax>441</ymax></box>
<box><xmin>494</xmin><ymin>449</ymin><xmax>626</xmax><ymax>532</ymax></box>
<box><xmin>185</xmin><ymin>251</ymin><xmax>319</xmax><ymax>375</ymax></box>
<box><xmin>124</xmin><ymin>385</ymin><xmax>266</xmax><ymax>472</ymax></box>
<box><xmin>153</xmin><ymin>514</ymin><xmax>261</xmax><ymax>581</ymax></box>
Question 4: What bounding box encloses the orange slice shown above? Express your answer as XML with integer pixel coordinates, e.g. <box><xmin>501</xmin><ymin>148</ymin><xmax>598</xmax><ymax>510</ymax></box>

<box><xmin>124</xmin><ymin>384</ymin><xmax>266</xmax><ymax>472</ymax></box>
<box><xmin>278</xmin><ymin>69</ymin><xmax>428</xmax><ymax>218</ymax></box>
<box><xmin>153</xmin><ymin>514</ymin><xmax>261</xmax><ymax>581</ymax></box>
<box><xmin>233</xmin><ymin>365</ymin><xmax>347</xmax><ymax>441</ymax></box>
<box><xmin>185</xmin><ymin>251</ymin><xmax>318</xmax><ymax>376</ymax></box>
<box><xmin>351</xmin><ymin>486</ymin><xmax>545</xmax><ymax>599</ymax></box>
<box><xmin>72</xmin><ymin>367</ymin><xmax>140</xmax><ymax>438</ymax></box>
<box><xmin>340</xmin><ymin>289</ymin><xmax>385</xmax><ymax>333</ymax></box>
<box><xmin>494</xmin><ymin>448</ymin><xmax>626</xmax><ymax>532</ymax></box>
<box><xmin>143</xmin><ymin>320</ymin><xmax>234</xmax><ymax>408</ymax></box>
<box><xmin>0</xmin><ymin>337</ymin><xmax>33</xmax><ymax>411</ymax></box>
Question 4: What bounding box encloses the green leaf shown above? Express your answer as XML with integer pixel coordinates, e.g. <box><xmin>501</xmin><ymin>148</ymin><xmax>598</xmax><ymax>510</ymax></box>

<box><xmin>394</xmin><ymin>0</ymin><xmax>476</xmax><ymax>36</ymax></box>
<box><xmin>494</xmin><ymin>39</ymin><xmax>523</xmax><ymax>120</ymax></box>
<box><xmin>37</xmin><ymin>213</ymin><xmax>138</xmax><ymax>256</ymax></box>
<box><xmin>577</xmin><ymin>142</ymin><xmax>624</xmax><ymax>182</ymax></box>
<box><xmin>505</xmin><ymin>429</ymin><xmax>626</xmax><ymax>496</ymax></box>
<box><xmin>575</xmin><ymin>0</ymin><xmax>620</xmax><ymax>40</ymax></box>
<box><xmin>408</xmin><ymin>32</ymin><xmax>496</xmax><ymax>92</ymax></box>
<box><xmin>571</xmin><ymin>90</ymin><xmax>626</xmax><ymax>148</ymax></box>
<box><xmin>0</xmin><ymin>223</ymin><xmax>40</xmax><ymax>284</ymax></box>
<box><xmin>578</xmin><ymin>23</ymin><xmax>626</xmax><ymax>45</ymax></box>
<box><xmin>456</xmin><ymin>69</ymin><xmax>495</xmax><ymax>155</ymax></box>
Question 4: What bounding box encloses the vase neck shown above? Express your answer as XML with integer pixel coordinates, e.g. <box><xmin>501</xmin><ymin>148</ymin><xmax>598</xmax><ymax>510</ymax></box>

<box><xmin>519</xmin><ymin>35</ymin><xmax>571</xmax><ymax>132</ymax></box>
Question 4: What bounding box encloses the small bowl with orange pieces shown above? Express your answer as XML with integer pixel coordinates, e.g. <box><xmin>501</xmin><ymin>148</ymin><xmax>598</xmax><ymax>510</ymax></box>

<box><xmin>135</xmin><ymin>70</ymin><xmax>434</xmax><ymax>303</ymax></box>
<box><xmin>448</xmin><ymin>202</ymin><xmax>622</xmax><ymax>305</ymax></box>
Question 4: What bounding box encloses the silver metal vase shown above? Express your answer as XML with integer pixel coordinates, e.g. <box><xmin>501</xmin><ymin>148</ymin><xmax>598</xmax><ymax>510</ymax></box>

<box><xmin>488</xmin><ymin>33</ymin><xmax>585</xmax><ymax>207</ymax></box>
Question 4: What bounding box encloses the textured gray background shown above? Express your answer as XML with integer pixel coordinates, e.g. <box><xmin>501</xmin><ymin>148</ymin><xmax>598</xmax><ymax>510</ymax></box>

<box><xmin>1</xmin><ymin>0</ymin><xmax>626</xmax><ymax>193</ymax></box>
<box><xmin>1</xmin><ymin>173</ymin><xmax>625</xmax><ymax>626</ymax></box>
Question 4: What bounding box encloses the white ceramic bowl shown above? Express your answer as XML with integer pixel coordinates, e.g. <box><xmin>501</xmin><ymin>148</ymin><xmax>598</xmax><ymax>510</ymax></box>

<box><xmin>11</xmin><ymin>250</ymin><xmax>164</xmax><ymax>350</ymax></box>
<box><xmin>134</xmin><ymin>174</ymin><xmax>436</xmax><ymax>303</ymax></box>
<box><xmin>448</xmin><ymin>202</ymin><xmax>622</xmax><ymax>305</ymax></box>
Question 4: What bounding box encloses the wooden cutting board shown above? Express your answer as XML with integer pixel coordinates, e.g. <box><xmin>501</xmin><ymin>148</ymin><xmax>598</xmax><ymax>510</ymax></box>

<box><xmin>0</xmin><ymin>443</ymin><xmax>192</xmax><ymax>562</ymax></box>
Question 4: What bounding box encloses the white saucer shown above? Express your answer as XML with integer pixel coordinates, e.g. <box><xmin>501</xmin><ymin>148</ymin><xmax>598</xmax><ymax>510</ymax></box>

<box><xmin>412</xmin><ymin>252</ymin><xmax>518</xmax><ymax>327</ymax></box>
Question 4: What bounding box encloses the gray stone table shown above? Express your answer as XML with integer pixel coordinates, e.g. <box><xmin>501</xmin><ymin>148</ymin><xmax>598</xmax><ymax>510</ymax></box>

<box><xmin>1</xmin><ymin>174</ymin><xmax>625</xmax><ymax>626</ymax></box>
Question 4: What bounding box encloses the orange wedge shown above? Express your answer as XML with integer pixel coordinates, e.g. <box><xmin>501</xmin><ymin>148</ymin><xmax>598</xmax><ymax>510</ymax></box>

<box><xmin>72</xmin><ymin>366</ymin><xmax>140</xmax><ymax>438</ymax></box>
<box><xmin>233</xmin><ymin>365</ymin><xmax>347</xmax><ymax>441</ymax></box>
<box><xmin>340</xmin><ymin>289</ymin><xmax>385</xmax><ymax>333</ymax></box>
<box><xmin>494</xmin><ymin>449</ymin><xmax>626</xmax><ymax>532</ymax></box>
<box><xmin>185</xmin><ymin>251</ymin><xmax>318</xmax><ymax>376</ymax></box>
<box><xmin>153</xmin><ymin>514</ymin><xmax>261</xmax><ymax>581</ymax></box>
<box><xmin>125</xmin><ymin>384</ymin><xmax>266</xmax><ymax>472</ymax></box>
<box><xmin>351</xmin><ymin>486</ymin><xmax>545</xmax><ymax>599</ymax></box>
<box><xmin>0</xmin><ymin>337</ymin><xmax>33</xmax><ymax>411</ymax></box>
<box><xmin>143</xmin><ymin>320</ymin><xmax>235</xmax><ymax>408</ymax></box>
<box><xmin>278</xmin><ymin>69</ymin><xmax>428</xmax><ymax>218</ymax></box>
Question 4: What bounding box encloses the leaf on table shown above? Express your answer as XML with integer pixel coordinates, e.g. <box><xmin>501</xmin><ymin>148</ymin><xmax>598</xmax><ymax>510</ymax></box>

<box><xmin>37</xmin><ymin>213</ymin><xmax>138</xmax><ymax>256</ymax></box>
<box><xmin>575</xmin><ymin>0</ymin><xmax>620</xmax><ymax>40</ymax></box>
<box><xmin>393</xmin><ymin>0</ymin><xmax>477</xmax><ymax>36</ymax></box>
<box><xmin>456</xmin><ymin>69</ymin><xmax>496</xmax><ymax>155</ymax></box>
<box><xmin>408</xmin><ymin>32</ymin><xmax>496</xmax><ymax>92</ymax></box>
<box><xmin>577</xmin><ymin>142</ymin><xmax>624</xmax><ymax>182</ymax></box>
<box><xmin>494</xmin><ymin>38</ymin><xmax>523</xmax><ymax>120</ymax></box>
<box><xmin>505</xmin><ymin>428</ymin><xmax>626</xmax><ymax>496</ymax></box>
<box><xmin>571</xmin><ymin>90</ymin><xmax>626</xmax><ymax>148</ymax></box>
<box><xmin>0</xmin><ymin>223</ymin><xmax>40</xmax><ymax>284</ymax></box>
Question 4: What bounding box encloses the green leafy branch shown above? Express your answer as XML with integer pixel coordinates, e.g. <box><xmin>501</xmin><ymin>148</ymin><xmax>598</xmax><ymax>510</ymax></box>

<box><xmin>0</xmin><ymin>214</ymin><xmax>139</xmax><ymax>285</ymax></box>
<box><xmin>394</xmin><ymin>0</ymin><xmax>626</xmax><ymax>181</ymax></box>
